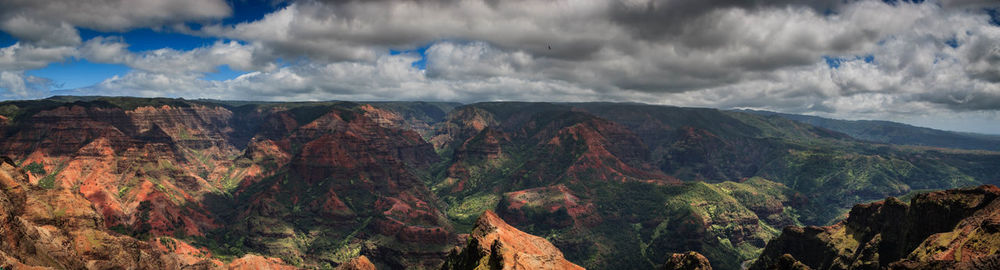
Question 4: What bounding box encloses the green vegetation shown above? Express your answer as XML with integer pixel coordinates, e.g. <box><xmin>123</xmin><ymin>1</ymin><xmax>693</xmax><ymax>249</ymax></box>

<box><xmin>4</xmin><ymin>98</ymin><xmax>998</xmax><ymax>269</ymax></box>
<box><xmin>745</xmin><ymin>110</ymin><xmax>1000</xmax><ymax>151</ymax></box>
<box><xmin>37</xmin><ymin>160</ymin><xmax>67</xmax><ymax>189</ymax></box>
<box><xmin>23</xmin><ymin>162</ymin><xmax>45</xmax><ymax>175</ymax></box>
<box><xmin>446</xmin><ymin>193</ymin><xmax>499</xmax><ymax>226</ymax></box>
<box><xmin>426</xmin><ymin>102</ymin><xmax>1000</xmax><ymax>269</ymax></box>
<box><xmin>188</xmin><ymin>229</ymin><xmax>250</xmax><ymax>262</ymax></box>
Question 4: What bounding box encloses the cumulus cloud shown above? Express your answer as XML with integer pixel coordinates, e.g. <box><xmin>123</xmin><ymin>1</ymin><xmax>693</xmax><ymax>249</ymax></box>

<box><xmin>72</xmin><ymin>1</ymin><xmax>1000</xmax><ymax>112</ymax></box>
<box><xmin>0</xmin><ymin>0</ymin><xmax>233</xmax><ymax>99</ymax></box>
<box><xmin>197</xmin><ymin>0</ymin><xmax>985</xmax><ymax>94</ymax></box>
<box><xmin>0</xmin><ymin>17</ymin><xmax>81</xmax><ymax>47</ymax></box>
<box><xmin>0</xmin><ymin>0</ymin><xmax>231</xmax><ymax>33</ymax></box>
<box><xmin>80</xmin><ymin>37</ymin><xmax>276</xmax><ymax>75</ymax></box>
<box><xmin>3</xmin><ymin>0</ymin><xmax>1000</xmax><ymax>133</ymax></box>
<box><xmin>73</xmin><ymin>48</ymin><xmax>613</xmax><ymax>103</ymax></box>
<box><xmin>0</xmin><ymin>43</ymin><xmax>77</xmax><ymax>71</ymax></box>
<box><xmin>0</xmin><ymin>71</ymin><xmax>56</xmax><ymax>99</ymax></box>
<box><xmin>0</xmin><ymin>42</ymin><xmax>76</xmax><ymax>99</ymax></box>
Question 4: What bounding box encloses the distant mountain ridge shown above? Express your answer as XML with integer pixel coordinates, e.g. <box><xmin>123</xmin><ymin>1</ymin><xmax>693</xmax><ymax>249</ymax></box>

<box><xmin>739</xmin><ymin>109</ymin><xmax>1000</xmax><ymax>152</ymax></box>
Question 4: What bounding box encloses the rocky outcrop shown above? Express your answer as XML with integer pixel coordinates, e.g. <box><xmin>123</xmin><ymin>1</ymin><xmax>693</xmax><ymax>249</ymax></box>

<box><xmin>4</xmin><ymin>98</ymin><xmax>1000</xmax><ymax>270</ymax></box>
<box><xmin>230</xmin><ymin>107</ymin><xmax>456</xmax><ymax>268</ymax></box>
<box><xmin>441</xmin><ymin>211</ymin><xmax>584</xmax><ymax>270</ymax></box>
<box><xmin>0</xmin><ymin>102</ymin><xmax>236</xmax><ymax>237</ymax></box>
<box><xmin>663</xmin><ymin>252</ymin><xmax>713</xmax><ymax>270</ymax></box>
<box><xmin>227</xmin><ymin>254</ymin><xmax>300</xmax><ymax>270</ymax></box>
<box><xmin>498</xmin><ymin>185</ymin><xmax>600</xmax><ymax>229</ymax></box>
<box><xmin>751</xmin><ymin>185</ymin><xmax>1000</xmax><ymax>270</ymax></box>
<box><xmin>0</xmin><ymin>156</ymin><xmax>298</xmax><ymax>270</ymax></box>
<box><xmin>335</xmin><ymin>255</ymin><xmax>377</xmax><ymax>270</ymax></box>
<box><xmin>429</xmin><ymin>106</ymin><xmax>499</xmax><ymax>150</ymax></box>
<box><xmin>0</xmin><ymin>158</ymin><xmax>194</xmax><ymax>269</ymax></box>
<box><xmin>126</xmin><ymin>105</ymin><xmax>236</xmax><ymax>151</ymax></box>
<box><xmin>517</xmin><ymin>111</ymin><xmax>671</xmax><ymax>185</ymax></box>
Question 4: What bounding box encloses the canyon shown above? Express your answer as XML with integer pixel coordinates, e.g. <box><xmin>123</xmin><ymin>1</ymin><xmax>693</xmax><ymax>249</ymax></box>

<box><xmin>1</xmin><ymin>97</ymin><xmax>998</xmax><ymax>269</ymax></box>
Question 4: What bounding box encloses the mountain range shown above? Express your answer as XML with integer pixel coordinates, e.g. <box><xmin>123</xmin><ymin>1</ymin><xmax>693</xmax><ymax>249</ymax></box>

<box><xmin>740</xmin><ymin>110</ymin><xmax>1000</xmax><ymax>152</ymax></box>
<box><xmin>0</xmin><ymin>96</ymin><xmax>998</xmax><ymax>269</ymax></box>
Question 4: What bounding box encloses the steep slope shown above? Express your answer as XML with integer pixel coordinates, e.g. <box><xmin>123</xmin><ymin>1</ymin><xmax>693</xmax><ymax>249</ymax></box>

<box><xmin>2</xmin><ymin>98</ymin><xmax>1000</xmax><ymax>270</ymax></box>
<box><xmin>432</xmin><ymin>105</ymin><xmax>675</xmax><ymax>226</ymax></box>
<box><xmin>209</xmin><ymin>105</ymin><xmax>456</xmax><ymax>269</ymax></box>
<box><xmin>663</xmin><ymin>252</ymin><xmax>713</xmax><ymax>270</ymax></box>
<box><xmin>0</xmin><ymin>156</ymin><xmax>295</xmax><ymax>269</ymax></box>
<box><xmin>428</xmin><ymin>102</ymin><xmax>1000</xmax><ymax>269</ymax></box>
<box><xmin>335</xmin><ymin>255</ymin><xmax>378</xmax><ymax>270</ymax></box>
<box><xmin>751</xmin><ymin>185</ymin><xmax>1000</xmax><ymax>270</ymax></box>
<box><xmin>575</xmin><ymin>103</ymin><xmax>1000</xmax><ymax>225</ymax></box>
<box><xmin>0</xmin><ymin>98</ymin><xmax>242</xmax><ymax>239</ymax></box>
<box><xmin>641</xmin><ymin>179</ymin><xmax>804</xmax><ymax>269</ymax></box>
<box><xmin>441</xmin><ymin>211</ymin><xmax>584</xmax><ymax>270</ymax></box>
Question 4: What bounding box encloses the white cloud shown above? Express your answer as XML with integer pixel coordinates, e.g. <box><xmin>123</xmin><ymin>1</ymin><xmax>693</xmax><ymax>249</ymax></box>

<box><xmin>3</xmin><ymin>0</ymin><xmax>1000</xmax><ymax>133</ymax></box>
<box><xmin>0</xmin><ymin>0</ymin><xmax>233</xmax><ymax>98</ymax></box>
<box><xmin>0</xmin><ymin>71</ymin><xmax>55</xmax><ymax>99</ymax></box>
<box><xmin>80</xmin><ymin>37</ymin><xmax>276</xmax><ymax>75</ymax></box>
<box><xmin>73</xmin><ymin>49</ymin><xmax>608</xmax><ymax>103</ymax></box>
<box><xmin>0</xmin><ymin>43</ymin><xmax>77</xmax><ymax>71</ymax></box>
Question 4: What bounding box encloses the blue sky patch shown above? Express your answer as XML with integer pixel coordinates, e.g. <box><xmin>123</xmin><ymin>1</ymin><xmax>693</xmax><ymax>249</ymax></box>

<box><xmin>863</xmin><ymin>55</ymin><xmax>875</xmax><ymax>64</ymax></box>
<box><xmin>945</xmin><ymin>38</ymin><xmax>959</xmax><ymax>48</ymax></box>
<box><xmin>223</xmin><ymin>0</ymin><xmax>289</xmax><ymax>25</ymax></box>
<box><xmin>824</xmin><ymin>56</ymin><xmax>844</xmax><ymax>69</ymax></box>
<box><xmin>0</xmin><ymin>31</ymin><xmax>16</xmax><ymax>47</ymax></box>
<box><xmin>987</xmin><ymin>8</ymin><xmax>1000</xmax><ymax>26</ymax></box>
<box><xmin>824</xmin><ymin>55</ymin><xmax>875</xmax><ymax>69</ymax></box>
<box><xmin>390</xmin><ymin>44</ymin><xmax>431</xmax><ymax>70</ymax></box>
<box><xmin>26</xmin><ymin>59</ymin><xmax>129</xmax><ymax>90</ymax></box>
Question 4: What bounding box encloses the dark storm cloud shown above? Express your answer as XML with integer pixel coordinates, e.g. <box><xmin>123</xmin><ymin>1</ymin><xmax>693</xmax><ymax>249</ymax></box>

<box><xmin>608</xmin><ymin>0</ymin><xmax>840</xmax><ymax>42</ymax></box>
<box><xmin>0</xmin><ymin>0</ymin><xmax>231</xmax><ymax>32</ymax></box>
<box><xmin>917</xmin><ymin>90</ymin><xmax>1000</xmax><ymax>111</ymax></box>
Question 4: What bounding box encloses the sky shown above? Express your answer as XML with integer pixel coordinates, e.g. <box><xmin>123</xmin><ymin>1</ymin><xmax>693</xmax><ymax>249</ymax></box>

<box><xmin>1</xmin><ymin>0</ymin><xmax>1000</xmax><ymax>134</ymax></box>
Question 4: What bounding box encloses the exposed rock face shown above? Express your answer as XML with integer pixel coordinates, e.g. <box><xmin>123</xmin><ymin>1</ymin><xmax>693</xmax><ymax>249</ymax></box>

<box><xmin>890</xmin><ymin>254</ymin><xmax>1000</xmax><ymax>270</ymax></box>
<box><xmin>429</xmin><ymin>106</ymin><xmax>499</xmax><ymax>150</ymax></box>
<box><xmin>229</xmin><ymin>107</ymin><xmax>455</xmax><ymax>268</ymax></box>
<box><xmin>4</xmin><ymin>98</ymin><xmax>1000</xmax><ymax>270</ymax></box>
<box><xmin>441</xmin><ymin>211</ymin><xmax>584</xmax><ymax>270</ymax></box>
<box><xmin>751</xmin><ymin>185</ymin><xmax>1000</xmax><ymax>270</ymax></box>
<box><xmin>227</xmin><ymin>254</ymin><xmax>300</xmax><ymax>270</ymax></box>
<box><xmin>335</xmin><ymin>255</ymin><xmax>377</xmax><ymax>270</ymax></box>
<box><xmin>125</xmin><ymin>105</ymin><xmax>236</xmax><ymax>151</ymax></box>
<box><xmin>0</xmin><ymin>157</ymin><xmax>297</xmax><ymax>270</ymax></box>
<box><xmin>663</xmin><ymin>252</ymin><xmax>713</xmax><ymax>270</ymax></box>
<box><xmin>497</xmin><ymin>184</ymin><xmax>600</xmax><ymax>229</ymax></box>
<box><xmin>0</xmin><ymin>158</ymin><xmax>172</xmax><ymax>268</ymax></box>
<box><xmin>0</xmin><ymin>102</ymin><xmax>233</xmax><ymax>237</ymax></box>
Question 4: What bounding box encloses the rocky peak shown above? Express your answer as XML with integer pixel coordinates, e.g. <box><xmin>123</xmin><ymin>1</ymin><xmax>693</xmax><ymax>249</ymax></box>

<box><xmin>360</xmin><ymin>104</ymin><xmax>406</xmax><ymax>129</ymax></box>
<box><xmin>455</xmin><ymin>127</ymin><xmax>510</xmax><ymax>160</ymax></box>
<box><xmin>662</xmin><ymin>252</ymin><xmax>713</xmax><ymax>270</ymax></box>
<box><xmin>441</xmin><ymin>211</ymin><xmax>584</xmax><ymax>270</ymax></box>
<box><xmin>335</xmin><ymin>255</ymin><xmax>377</xmax><ymax>270</ymax></box>
<box><xmin>429</xmin><ymin>106</ymin><xmax>499</xmax><ymax>150</ymax></box>
<box><xmin>751</xmin><ymin>185</ymin><xmax>1000</xmax><ymax>270</ymax></box>
<box><xmin>227</xmin><ymin>254</ymin><xmax>300</xmax><ymax>270</ymax></box>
